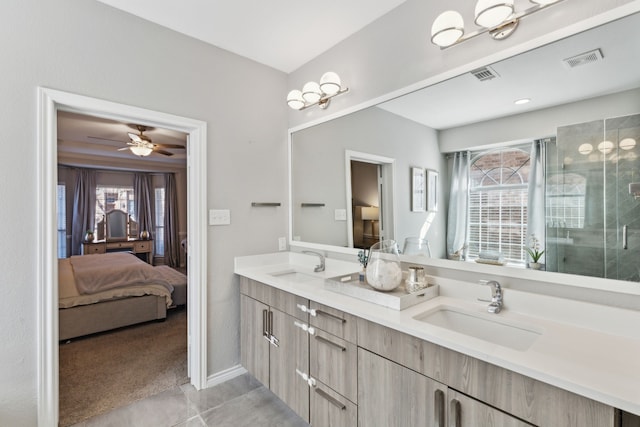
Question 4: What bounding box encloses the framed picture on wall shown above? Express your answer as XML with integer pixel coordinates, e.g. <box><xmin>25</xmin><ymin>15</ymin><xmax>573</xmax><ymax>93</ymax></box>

<box><xmin>427</xmin><ymin>169</ymin><xmax>438</xmax><ymax>212</ymax></box>
<box><xmin>411</xmin><ymin>167</ymin><xmax>426</xmax><ymax>212</ymax></box>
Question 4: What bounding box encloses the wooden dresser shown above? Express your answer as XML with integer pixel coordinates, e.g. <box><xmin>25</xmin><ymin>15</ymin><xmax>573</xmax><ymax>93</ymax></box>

<box><xmin>82</xmin><ymin>239</ymin><xmax>153</xmax><ymax>264</ymax></box>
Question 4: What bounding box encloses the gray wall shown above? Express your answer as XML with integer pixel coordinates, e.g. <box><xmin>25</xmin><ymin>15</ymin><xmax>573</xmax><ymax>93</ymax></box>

<box><xmin>0</xmin><ymin>0</ymin><xmax>287</xmax><ymax>424</ymax></box>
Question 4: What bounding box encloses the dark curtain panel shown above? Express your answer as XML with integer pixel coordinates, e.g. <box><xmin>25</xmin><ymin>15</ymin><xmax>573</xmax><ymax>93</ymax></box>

<box><xmin>134</xmin><ymin>173</ymin><xmax>154</xmax><ymax>258</ymax></box>
<box><xmin>71</xmin><ymin>169</ymin><xmax>96</xmax><ymax>255</ymax></box>
<box><xmin>164</xmin><ymin>173</ymin><xmax>181</xmax><ymax>268</ymax></box>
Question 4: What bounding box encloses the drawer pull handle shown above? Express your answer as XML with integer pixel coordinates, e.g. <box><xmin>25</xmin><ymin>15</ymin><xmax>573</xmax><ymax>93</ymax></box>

<box><xmin>315</xmin><ymin>387</ymin><xmax>346</xmax><ymax>411</ymax></box>
<box><xmin>315</xmin><ymin>335</ymin><xmax>346</xmax><ymax>352</ymax></box>
<box><xmin>449</xmin><ymin>399</ymin><xmax>461</xmax><ymax>427</ymax></box>
<box><xmin>315</xmin><ymin>309</ymin><xmax>346</xmax><ymax>323</ymax></box>
<box><xmin>434</xmin><ymin>389</ymin><xmax>445</xmax><ymax>427</ymax></box>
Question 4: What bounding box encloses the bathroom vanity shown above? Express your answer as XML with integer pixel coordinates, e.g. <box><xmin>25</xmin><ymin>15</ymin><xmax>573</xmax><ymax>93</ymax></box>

<box><xmin>235</xmin><ymin>252</ymin><xmax>640</xmax><ymax>427</ymax></box>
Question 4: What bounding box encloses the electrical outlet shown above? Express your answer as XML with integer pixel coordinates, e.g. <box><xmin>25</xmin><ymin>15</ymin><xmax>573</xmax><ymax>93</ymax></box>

<box><xmin>278</xmin><ymin>237</ymin><xmax>287</xmax><ymax>251</ymax></box>
<box><xmin>335</xmin><ymin>209</ymin><xmax>347</xmax><ymax>221</ymax></box>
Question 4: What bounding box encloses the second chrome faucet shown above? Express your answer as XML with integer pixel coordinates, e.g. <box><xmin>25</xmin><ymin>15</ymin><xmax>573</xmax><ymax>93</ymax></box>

<box><xmin>479</xmin><ymin>280</ymin><xmax>503</xmax><ymax>313</ymax></box>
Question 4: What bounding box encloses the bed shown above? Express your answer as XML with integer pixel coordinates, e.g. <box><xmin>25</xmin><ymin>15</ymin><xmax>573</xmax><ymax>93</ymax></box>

<box><xmin>58</xmin><ymin>252</ymin><xmax>187</xmax><ymax>341</ymax></box>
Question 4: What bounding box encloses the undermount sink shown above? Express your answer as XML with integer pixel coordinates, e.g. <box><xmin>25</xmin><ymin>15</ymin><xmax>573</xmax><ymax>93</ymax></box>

<box><xmin>413</xmin><ymin>305</ymin><xmax>542</xmax><ymax>351</ymax></box>
<box><xmin>269</xmin><ymin>268</ymin><xmax>321</xmax><ymax>283</ymax></box>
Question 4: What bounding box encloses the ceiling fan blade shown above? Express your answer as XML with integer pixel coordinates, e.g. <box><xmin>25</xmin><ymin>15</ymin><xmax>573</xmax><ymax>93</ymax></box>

<box><xmin>153</xmin><ymin>143</ymin><xmax>185</xmax><ymax>149</ymax></box>
<box><xmin>88</xmin><ymin>136</ymin><xmax>128</xmax><ymax>144</ymax></box>
<box><xmin>117</xmin><ymin>147</ymin><xmax>130</xmax><ymax>151</ymax></box>
<box><xmin>153</xmin><ymin>149</ymin><xmax>174</xmax><ymax>156</ymax></box>
<box><xmin>128</xmin><ymin>132</ymin><xmax>143</xmax><ymax>143</ymax></box>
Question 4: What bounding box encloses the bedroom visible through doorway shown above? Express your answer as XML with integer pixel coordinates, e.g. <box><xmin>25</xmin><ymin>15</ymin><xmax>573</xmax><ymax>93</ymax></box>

<box><xmin>37</xmin><ymin>87</ymin><xmax>208</xmax><ymax>427</ymax></box>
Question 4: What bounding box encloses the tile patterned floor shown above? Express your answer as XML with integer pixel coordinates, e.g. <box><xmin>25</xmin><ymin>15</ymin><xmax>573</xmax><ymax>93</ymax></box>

<box><xmin>71</xmin><ymin>374</ymin><xmax>309</xmax><ymax>427</ymax></box>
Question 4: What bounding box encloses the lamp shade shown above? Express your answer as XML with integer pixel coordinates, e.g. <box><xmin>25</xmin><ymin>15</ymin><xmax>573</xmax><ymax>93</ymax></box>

<box><xmin>130</xmin><ymin>145</ymin><xmax>153</xmax><ymax>157</ymax></box>
<box><xmin>302</xmin><ymin>81</ymin><xmax>322</xmax><ymax>103</ymax></box>
<box><xmin>474</xmin><ymin>0</ymin><xmax>514</xmax><ymax>28</ymax></box>
<box><xmin>319</xmin><ymin>72</ymin><xmax>341</xmax><ymax>95</ymax></box>
<box><xmin>361</xmin><ymin>206</ymin><xmax>379</xmax><ymax>221</ymax></box>
<box><xmin>431</xmin><ymin>10</ymin><xmax>464</xmax><ymax>47</ymax></box>
<box><xmin>287</xmin><ymin>89</ymin><xmax>305</xmax><ymax>110</ymax></box>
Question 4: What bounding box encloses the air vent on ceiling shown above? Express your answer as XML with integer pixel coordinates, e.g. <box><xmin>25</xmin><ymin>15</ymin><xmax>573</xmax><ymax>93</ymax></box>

<box><xmin>470</xmin><ymin>66</ymin><xmax>500</xmax><ymax>82</ymax></box>
<box><xmin>563</xmin><ymin>48</ymin><xmax>604</xmax><ymax>68</ymax></box>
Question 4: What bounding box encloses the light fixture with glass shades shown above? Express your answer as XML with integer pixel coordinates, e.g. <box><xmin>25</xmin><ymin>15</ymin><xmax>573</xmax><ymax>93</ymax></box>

<box><xmin>287</xmin><ymin>71</ymin><xmax>349</xmax><ymax>110</ymax></box>
<box><xmin>430</xmin><ymin>0</ymin><xmax>565</xmax><ymax>49</ymax></box>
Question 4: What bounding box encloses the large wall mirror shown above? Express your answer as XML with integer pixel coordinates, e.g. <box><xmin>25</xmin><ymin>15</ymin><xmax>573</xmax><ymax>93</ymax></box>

<box><xmin>290</xmin><ymin>12</ymin><xmax>640</xmax><ymax>286</ymax></box>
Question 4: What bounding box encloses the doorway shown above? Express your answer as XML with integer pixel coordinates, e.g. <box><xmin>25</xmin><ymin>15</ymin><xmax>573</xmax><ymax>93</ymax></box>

<box><xmin>37</xmin><ymin>88</ymin><xmax>208</xmax><ymax>426</ymax></box>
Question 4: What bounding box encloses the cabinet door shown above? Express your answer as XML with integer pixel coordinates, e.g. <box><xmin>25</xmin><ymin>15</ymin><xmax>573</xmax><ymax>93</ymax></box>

<box><xmin>270</xmin><ymin>307</ymin><xmax>310</xmax><ymax>422</ymax></box>
<box><xmin>448</xmin><ymin>389</ymin><xmax>531</xmax><ymax>427</ymax></box>
<box><xmin>311</xmin><ymin>380</ymin><xmax>357</xmax><ymax>427</ymax></box>
<box><xmin>358</xmin><ymin>348</ymin><xmax>447</xmax><ymax>427</ymax></box>
<box><xmin>240</xmin><ymin>295</ymin><xmax>270</xmax><ymax>386</ymax></box>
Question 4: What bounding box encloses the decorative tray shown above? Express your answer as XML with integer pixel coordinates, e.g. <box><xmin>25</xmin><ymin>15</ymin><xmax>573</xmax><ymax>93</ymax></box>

<box><xmin>325</xmin><ymin>272</ymin><xmax>439</xmax><ymax>310</ymax></box>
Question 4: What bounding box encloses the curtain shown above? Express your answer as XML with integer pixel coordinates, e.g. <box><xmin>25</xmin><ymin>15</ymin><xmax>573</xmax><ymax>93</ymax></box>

<box><xmin>164</xmin><ymin>173</ymin><xmax>181</xmax><ymax>268</ymax></box>
<box><xmin>446</xmin><ymin>152</ymin><xmax>470</xmax><ymax>258</ymax></box>
<box><xmin>71</xmin><ymin>169</ymin><xmax>96</xmax><ymax>255</ymax></box>
<box><xmin>527</xmin><ymin>140</ymin><xmax>546</xmax><ymax>262</ymax></box>
<box><xmin>134</xmin><ymin>173</ymin><xmax>154</xmax><ymax>257</ymax></box>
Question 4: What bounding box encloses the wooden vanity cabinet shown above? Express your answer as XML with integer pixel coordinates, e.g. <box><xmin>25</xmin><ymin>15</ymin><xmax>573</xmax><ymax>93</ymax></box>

<box><xmin>357</xmin><ymin>318</ymin><xmax>616</xmax><ymax>427</ymax></box>
<box><xmin>240</xmin><ymin>278</ymin><xmax>310</xmax><ymax>422</ymax></box>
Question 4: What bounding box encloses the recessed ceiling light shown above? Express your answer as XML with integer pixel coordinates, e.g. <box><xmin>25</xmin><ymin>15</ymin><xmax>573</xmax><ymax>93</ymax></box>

<box><xmin>514</xmin><ymin>98</ymin><xmax>531</xmax><ymax>105</ymax></box>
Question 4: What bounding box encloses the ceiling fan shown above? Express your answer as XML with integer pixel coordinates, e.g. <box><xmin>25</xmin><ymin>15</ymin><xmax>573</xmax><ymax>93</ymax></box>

<box><xmin>117</xmin><ymin>125</ymin><xmax>185</xmax><ymax>157</ymax></box>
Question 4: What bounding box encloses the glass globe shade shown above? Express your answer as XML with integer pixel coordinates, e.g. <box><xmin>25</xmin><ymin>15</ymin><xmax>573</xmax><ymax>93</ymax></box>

<box><xmin>287</xmin><ymin>89</ymin><xmax>305</xmax><ymax>110</ymax></box>
<box><xmin>302</xmin><ymin>81</ymin><xmax>322</xmax><ymax>103</ymax></box>
<box><xmin>578</xmin><ymin>143</ymin><xmax>593</xmax><ymax>155</ymax></box>
<box><xmin>474</xmin><ymin>0</ymin><xmax>514</xmax><ymax>28</ymax></box>
<box><xmin>597</xmin><ymin>140</ymin><xmax>614</xmax><ymax>154</ymax></box>
<box><xmin>319</xmin><ymin>72</ymin><xmax>341</xmax><ymax>96</ymax></box>
<box><xmin>130</xmin><ymin>145</ymin><xmax>153</xmax><ymax>156</ymax></box>
<box><xmin>619</xmin><ymin>138</ymin><xmax>636</xmax><ymax>150</ymax></box>
<box><xmin>431</xmin><ymin>10</ymin><xmax>464</xmax><ymax>47</ymax></box>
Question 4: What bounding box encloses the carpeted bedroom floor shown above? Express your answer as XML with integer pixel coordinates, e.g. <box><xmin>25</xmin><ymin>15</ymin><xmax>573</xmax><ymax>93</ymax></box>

<box><xmin>59</xmin><ymin>306</ymin><xmax>188</xmax><ymax>427</ymax></box>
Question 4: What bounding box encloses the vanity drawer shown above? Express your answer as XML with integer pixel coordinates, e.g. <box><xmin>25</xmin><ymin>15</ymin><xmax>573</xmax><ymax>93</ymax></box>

<box><xmin>309</xmin><ymin>301</ymin><xmax>357</xmax><ymax>343</ymax></box>
<box><xmin>310</xmin><ymin>380</ymin><xmax>357</xmax><ymax>427</ymax></box>
<box><xmin>133</xmin><ymin>240</ymin><xmax>151</xmax><ymax>252</ymax></box>
<box><xmin>310</xmin><ymin>328</ymin><xmax>357</xmax><ymax>403</ymax></box>
<box><xmin>82</xmin><ymin>243</ymin><xmax>106</xmax><ymax>254</ymax></box>
<box><xmin>239</xmin><ymin>277</ymin><xmax>308</xmax><ymax>320</ymax></box>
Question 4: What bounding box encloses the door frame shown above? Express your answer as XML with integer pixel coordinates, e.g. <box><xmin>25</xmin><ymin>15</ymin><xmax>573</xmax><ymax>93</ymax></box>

<box><xmin>37</xmin><ymin>87</ymin><xmax>208</xmax><ymax>426</ymax></box>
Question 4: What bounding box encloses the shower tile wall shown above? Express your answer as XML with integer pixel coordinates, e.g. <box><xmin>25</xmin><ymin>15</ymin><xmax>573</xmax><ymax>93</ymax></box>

<box><xmin>550</xmin><ymin>114</ymin><xmax>640</xmax><ymax>282</ymax></box>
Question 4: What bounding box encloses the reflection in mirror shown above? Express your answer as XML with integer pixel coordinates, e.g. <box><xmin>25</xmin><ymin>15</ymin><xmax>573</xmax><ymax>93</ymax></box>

<box><xmin>290</xmin><ymin>12</ymin><xmax>640</xmax><ymax>283</ymax></box>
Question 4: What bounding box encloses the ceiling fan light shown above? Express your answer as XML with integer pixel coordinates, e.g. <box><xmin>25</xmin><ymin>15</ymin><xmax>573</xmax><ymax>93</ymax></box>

<box><xmin>474</xmin><ymin>0</ymin><xmax>514</xmax><ymax>28</ymax></box>
<box><xmin>128</xmin><ymin>132</ymin><xmax>142</xmax><ymax>143</ymax></box>
<box><xmin>431</xmin><ymin>11</ymin><xmax>465</xmax><ymax>47</ymax></box>
<box><xmin>302</xmin><ymin>81</ymin><xmax>322</xmax><ymax>103</ymax></box>
<box><xmin>130</xmin><ymin>145</ymin><xmax>153</xmax><ymax>157</ymax></box>
<box><xmin>319</xmin><ymin>72</ymin><xmax>342</xmax><ymax>96</ymax></box>
<box><xmin>287</xmin><ymin>89</ymin><xmax>305</xmax><ymax>110</ymax></box>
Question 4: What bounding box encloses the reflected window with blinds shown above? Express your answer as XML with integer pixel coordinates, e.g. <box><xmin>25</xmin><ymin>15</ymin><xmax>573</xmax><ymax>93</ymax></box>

<box><xmin>468</xmin><ymin>146</ymin><xmax>531</xmax><ymax>264</ymax></box>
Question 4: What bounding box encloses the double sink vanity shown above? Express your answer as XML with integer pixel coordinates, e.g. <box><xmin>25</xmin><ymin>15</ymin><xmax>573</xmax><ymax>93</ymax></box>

<box><xmin>235</xmin><ymin>251</ymin><xmax>640</xmax><ymax>426</ymax></box>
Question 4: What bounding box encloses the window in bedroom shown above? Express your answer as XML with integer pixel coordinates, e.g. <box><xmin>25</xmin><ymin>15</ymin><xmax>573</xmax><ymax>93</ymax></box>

<box><xmin>467</xmin><ymin>146</ymin><xmax>531</xmax><ymax>264</ymax></box>
<box><xmin>57</xmin><ymin>183</ymin><xmax>66</xmax><ymax>258</ymax></box>
<box><xmin>95</xmin><ymin>185</ymin><xmax>135</xmax><ymax>235</ymax></box>
<box><xmin>154</xmin><ymin>187</ymin><xmax>165</xmax><ymax>256</ymax></box>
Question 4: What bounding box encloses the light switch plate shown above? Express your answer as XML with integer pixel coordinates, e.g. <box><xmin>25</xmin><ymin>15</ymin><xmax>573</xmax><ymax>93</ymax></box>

<box><xmin>335</xmin><ymin>209</ymin><xmax>347</xmax><ymax>221</ymax></box>
<box><xmin>209</xmin><ymin>209</ymin><xmax>231</xmax><ymax>225</ymax></box>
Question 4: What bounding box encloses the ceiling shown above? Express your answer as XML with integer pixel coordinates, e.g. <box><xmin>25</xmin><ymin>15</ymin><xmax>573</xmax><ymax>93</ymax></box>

<box><xmin>378</xmin><ymin>12</ymin><xmax>640</xmax><ymax>130</ymax></box>
<box><xmin>57</xmin><ymin>111</ymin><xmax>188</xmax><ymax>169</ymax></box>
<box><xmin>95</xmin><ymin>0</ymin><xmax>407</xmax><ymax>73</ymax></box>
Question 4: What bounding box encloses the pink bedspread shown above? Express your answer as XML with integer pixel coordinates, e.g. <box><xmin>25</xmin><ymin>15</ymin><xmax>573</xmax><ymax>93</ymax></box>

<box><xmin>69</xmin><ymin>252</ymin><xmax>173</xmax><ymax>295</ymax></box>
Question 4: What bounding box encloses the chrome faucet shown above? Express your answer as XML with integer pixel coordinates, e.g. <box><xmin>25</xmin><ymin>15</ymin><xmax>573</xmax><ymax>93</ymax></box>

<box><xmin>478</xmin><ymin>280</ymin><xmax>503</xmax><ymax>313</ymax></box>
<box><xmin>302</xmin><ymin>251</ymin><xmax>325</xmax><ymax>272</ymax></box>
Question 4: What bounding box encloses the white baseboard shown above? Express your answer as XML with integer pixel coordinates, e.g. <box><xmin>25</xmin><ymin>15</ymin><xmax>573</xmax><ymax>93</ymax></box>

<box><xmin>206</xmin><ymin>364</ymin><xmax>247</xmax><ymax>388</ymax></box>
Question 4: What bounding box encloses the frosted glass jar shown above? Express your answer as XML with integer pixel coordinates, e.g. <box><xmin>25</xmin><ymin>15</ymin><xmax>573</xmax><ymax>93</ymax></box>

<box><xmin>366</xmin><ymin>240</ymin><xmax>402</xmax><ymax>291</ymax></box>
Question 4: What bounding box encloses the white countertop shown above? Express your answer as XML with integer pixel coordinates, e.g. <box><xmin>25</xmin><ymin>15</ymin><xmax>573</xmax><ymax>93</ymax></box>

<box><xmin>234</xmin><ymin>252</ymin><xmax>640</xmax><ymax>416</ymax></box>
